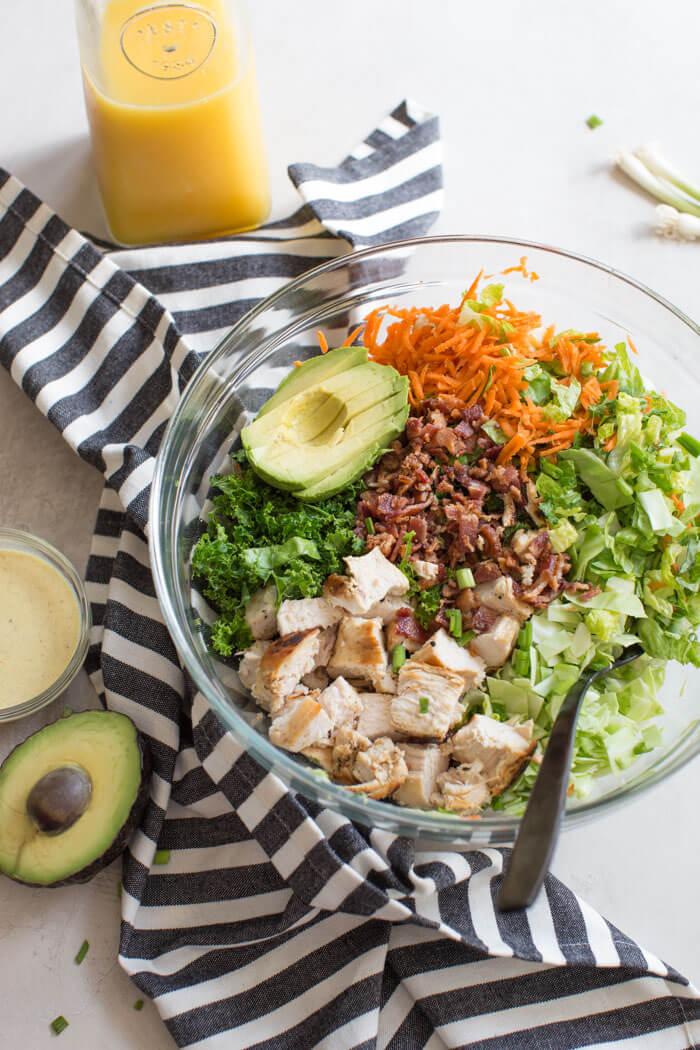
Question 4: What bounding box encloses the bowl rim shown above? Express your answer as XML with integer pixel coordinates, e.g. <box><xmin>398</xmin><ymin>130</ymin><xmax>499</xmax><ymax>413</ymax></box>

<box><xmin>150</xmin><ymin>233</ymin><xmax>700</xmax><ymax>842</ymax></box>
<box><xmin>0</xmin><ymin>528</ymin><xmax>91</xmax><ymax>723</ymax></box>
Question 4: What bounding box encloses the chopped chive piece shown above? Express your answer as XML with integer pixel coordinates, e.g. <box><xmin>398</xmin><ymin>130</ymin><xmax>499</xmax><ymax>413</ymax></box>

<box><xmin>134</xmin><ymin>999</ymin><xmax>145</xmax><ymax>1011</ymax></box>
<box><xmin>153</xmin><ymin>849</ymin><xmax>171</xmax><ymax>865</ymax></box>
<box><xmin>75</xmin><ymin>939</ymin><xmax>89</xmax><ymax>965</ymax></box>
<box><xmin>447</xmin><ymin>608</ymin><xmax>462</xmax><ymax>638</ymax></box>
<box><xmin>50</xmin><ymin>1016</ymin><xmax>69</xmax><ymax>1035</ymax></box>
<box><xmin>513</xmin><ymin>649</ymin><xmax>530</xmax><ymax>676</ymax></box>
<box><xmin>678</xmin><ymin>432</ymin><xmax>700</xmax><ymax>457</ymax></box>
<box><xmin>419</xmin><ymin>697</ymin><xmax>430</xmax><ymax>713</ymax></box>
<box><xmin>518</xmin><ymin>621</ymin><xmax>533</xmax><ymax>648</ymax></box>
<box><xmin>365</xmin><ymin>516</ymin><xmax>375</xmax><ymax>534</ymax></box>
<box><xmin>455</xmin><ymin>567</ymin><xmax>475</xmax><ymax>589</ymax></box>
<box><xmin>460</xmin><ymin>629</ymin><xmax>475</xmax><ymax>645</ymax></box>
<box><xmin>392</xmin><ymin>643</ymin><xmax>407</xmax><ymax>672</ymax></box>
<box><xmin>586</xmin><ymin>114</ymin><xmax>603</xmax><ymax>129</ymax></box>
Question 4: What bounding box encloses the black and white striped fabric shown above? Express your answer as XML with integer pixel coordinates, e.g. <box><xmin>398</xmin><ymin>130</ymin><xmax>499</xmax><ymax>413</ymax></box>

<box><xmin>1</xmin><ymin>100</ymin><xmax>698</xmax><ymax>1049</ymax></box>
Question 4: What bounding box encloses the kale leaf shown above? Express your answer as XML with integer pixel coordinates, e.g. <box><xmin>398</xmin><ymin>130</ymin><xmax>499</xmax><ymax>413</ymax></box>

<box><xmin>191</xmin><ymin>458</ymin><xmax>364</xmax><ymax>656</ymax></box>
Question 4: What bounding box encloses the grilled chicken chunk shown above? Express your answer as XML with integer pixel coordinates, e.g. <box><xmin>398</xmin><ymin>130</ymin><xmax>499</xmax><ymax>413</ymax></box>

<box><xmin>412</xmin><ymin>558</ymin><xmax>442</xmax><ymax>584</ymax></box>
<box><xmin>301</xmin><ymin>667</ymin><xmax>331</xmax><ymax>691</ymax></box>
<box><xmin>393</xmin><ymin>742</ymin><xmax>451</xmax><ymax>808</ymax></box>
<box><xmin>238</xmin><ymin>640</ymin><xmax>271</xmax><ymax>691</ymax></box>
<box><xmin>347</xmin><ymin>737</ymin><xmax>408</xmax><ymax>800</ymax></box>
<box><xmin>317</xmin><ymin>677</ymin><xmax>362</xmax><ymax>728</ymax></box>
<box><xmin>269</xmin><ymin>693</ymin><xmax>333</xmax><ymax>753</ymax></box>
<box><xmin>328</xmin><ymin>616</ymin><xmax>389</xmax><ymax>690</ymax></box>
<box><xmin>365</xmin><ymin>593</ymin><xmax>411</xmax><ymax>625</ymax></box>
<box><xmin>474</xmin><ymin>575</ymin><xmax>533</xmax><ymax>623</ymax></box>
<box><xmin>324</xmin><ymin>548</ymin><xmax>409</xmax><ymax>615</ymax></box>
<box><xmin>469</xmin><ymin>614</ymin><xmax>520</xmax><ymax>669</ymax></box>
<box><xmin>277</xmin><ymin>597</ymin><xmax>343</xmax><ymax>635</ymax></box>
<box><xmin>244</xmin><ymin>584</ymin><xmax>277</xmax><ymax>640</ymax></box>
<box><xmin>329</xmin><ymin>726</ymin><xmax>373</xmax><ymax>783</ymax></box>
<box><xmin>413</xmin><ymin>629</ymin><xmax>486</xmax><ymax>689</ymax></box>
<box><xmin>301</xmin><ymin>743</ymin><xmax>334</xmax><ymax>772</ymax></box>
<box><xmin>431</xmin><ymin>764</ymin><xmax>491</xmax><ymax>814</ymax></box>
<box><xmin>252</xmin><ymin>628</ymin><xmax>320</xmax><ymax>712</ymax></box>
<box><xmin>451</xmin><ymin>714</ymin><xmax>535</xmax><ymax>795</ymax></box>
<box><xmin>316</xmin><ymin>625</ymin><xmax>339</xmax><ymax>666</ymax></box>
<box><xmin>356</xmin><ymin>692</ymin><xmax>400</xmax><ymax>740</ymax></box>
<box><xmin>391</xmin><ymin>661</ymin><xmax>465</xmax><ymax>740</ymax></box>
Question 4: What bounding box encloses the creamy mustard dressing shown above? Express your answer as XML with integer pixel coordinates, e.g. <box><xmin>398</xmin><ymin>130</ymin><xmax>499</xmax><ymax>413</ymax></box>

<box><xmin>0</xmin><ymin>550</ymin><xmax>80</xmax><ymax>707</ymax></box>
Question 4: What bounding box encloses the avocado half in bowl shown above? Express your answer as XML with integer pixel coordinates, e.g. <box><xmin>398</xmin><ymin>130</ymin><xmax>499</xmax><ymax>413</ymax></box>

<box><xmin>0</xmin><ymin>711</ymin><xmax>150</xmax><ymax>886</ymax></box>
<box><xmin>150</xmin><ymin>235</ymin><xmax>700</xmax><ymax>846</ymax></box>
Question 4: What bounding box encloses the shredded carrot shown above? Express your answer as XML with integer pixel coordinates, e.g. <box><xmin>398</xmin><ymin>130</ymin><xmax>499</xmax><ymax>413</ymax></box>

<box><xmin>671</xmin><ymin>494</ymin><xmax>685</xmax><ymax>514</ymax></box>
<box><xmin>567</xmin><ymin>784</ymin><xmax>574</xmax><ymax>796</ymax></box>
<box><xmin>317</xmin><ymin>331</ymin><xmax>328</xmax><ymax>353</ymax></box>
<box><xmin>342</xmin><ymin>324</ymin><xmax>365</xmax><ymax>346</ymax></box>
<box><xmin>649</xmin><ymin>581</ymin><xmax>667</xmax><ymax>591</ymax></box>
<box><xmin>627</xmin><ymin>335</ymin><xmax>639</xmax><ymax>355</ymax></box>
<box><xmin>501</xmin><ymin>255</ymin><xmax>540</xmax><ymax>282</ymax></box>
<box><xmin>362</xmin><ymin>272</ymin><xmax>615</xmax><ymax>463</ymax></box>
<box><xmin>603</xmin><ymin>433</ymin><xmax>618</xmax><ymax>452</ymax></box>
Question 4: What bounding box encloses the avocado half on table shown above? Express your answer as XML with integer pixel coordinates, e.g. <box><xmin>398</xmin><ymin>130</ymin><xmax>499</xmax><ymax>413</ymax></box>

<box><xmin>0</xmin><ymin>711</ymin><xmax>150</xmax><ymax>887</ymax></box>
<box><xmin>242</xmin><ymin>346</ymin><xmax>410</xmax><ymax>498</ymax></box>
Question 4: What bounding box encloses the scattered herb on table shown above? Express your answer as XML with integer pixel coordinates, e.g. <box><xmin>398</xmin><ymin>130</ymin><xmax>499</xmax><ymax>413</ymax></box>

<box><xmin>133</xmin><ymin>999</ymin><xmax>145</xmax><ymax>1011</ymax></box>
<box><xmin>153</xmin><ymin>849</ymin><xmax>171</xmax><ymax>865</ymax></box>
<box><xmin>192</xmin><ymin>454</ymin><xmax>364</xmax><ymax>656</ymax></box>
<box><xmin>586</xmin><ymin>114</ymin><xmax>603</xmax><ymax>129</ymax></box>
<box><xmin>50</xmin><ymin>1016</ymin><xmax>69</xmax><ymax>1035</ymax></box>
<box><xmin>74</xmin><ymin>939</ymin><xmax>89</xmax><ymax>965</ymax></box>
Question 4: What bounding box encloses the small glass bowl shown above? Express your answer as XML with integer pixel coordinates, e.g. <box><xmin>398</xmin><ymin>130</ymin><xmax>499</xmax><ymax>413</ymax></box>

<box><xmin>0</xmin><ymin>528</ymin><xmax>91</xmax><ymax>723</ymax></box>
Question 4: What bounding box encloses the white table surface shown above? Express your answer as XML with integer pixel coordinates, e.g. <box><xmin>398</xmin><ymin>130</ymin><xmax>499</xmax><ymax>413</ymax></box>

<box><xmin>1</xmin><ymin>0</ymin><xmax>698</xmax><ymax>1045</ymax></box>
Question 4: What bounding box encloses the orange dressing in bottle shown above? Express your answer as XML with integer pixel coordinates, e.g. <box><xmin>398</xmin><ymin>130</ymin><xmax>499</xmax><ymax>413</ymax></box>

<box><xmin>81</xmin><ymin>0</ymin><xmax>270</xmax><ymax>245</ymax></box>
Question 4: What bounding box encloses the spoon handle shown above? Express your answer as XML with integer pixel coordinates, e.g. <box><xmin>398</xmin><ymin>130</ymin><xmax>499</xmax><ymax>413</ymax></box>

<box><xmin>496</xmin><ymin>675</ymin><xmax>590</xmax><ymax>911</ymax></box>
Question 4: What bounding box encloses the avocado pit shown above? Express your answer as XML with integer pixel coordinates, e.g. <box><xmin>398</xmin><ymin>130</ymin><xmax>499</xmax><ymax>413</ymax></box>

<box><xmin>26</xmin><ymin>765</ymin><xmax>92</xmax><ymax>834</ymax></box>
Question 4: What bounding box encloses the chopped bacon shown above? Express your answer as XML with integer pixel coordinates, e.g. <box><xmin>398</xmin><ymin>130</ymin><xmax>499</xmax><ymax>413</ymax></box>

<box><xmin>355</xmin><ymin>399</ymin><xmax>572</xmax><ymax>632</ymax></box>
<box><xmin>394</xmin><ymin>609</ymin><xmax>430</xmax><ymax>644</ymax></box>
<box><xmin>471</xmin><ymin>606</ymin><xmax>499</xmax><ymax>633</ymax></box>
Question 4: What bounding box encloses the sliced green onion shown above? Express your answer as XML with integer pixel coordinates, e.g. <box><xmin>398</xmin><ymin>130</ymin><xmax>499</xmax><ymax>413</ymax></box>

<box><xmin>518</xmin><ymin>621</ymin><xmax>533</xmax><ymax>648</ymax></box>
<box><xmin>455</xmin><ymin>568</ymin><xmax>475</xmax><ymax>589</ymax></box>
<box><xmin>586</xmin><ymin>114</ymin><xmax>603</xmax><ymax>129</ymax></box>
<box><xmin>447</xmin><ymin>608</ymin><xmax>462</xmax><ymax>639</ymax></box>
<box><xmin>678</xmin><ymin>432</ymin><xmax>700</xmax><ymax>457</ymax></box>
<box><xmin>419</xmin><ymin>697</ymin><xmax>430</xmax><ymax>713</ymax></box>
<box><xmin>365</xmin><ymin>517</ymin><xmax>375</xmax><ymax>535</ymax></box>
<box><xmin>50</xmin><ymin>1016</ymin><xmax>69</xmax><ymax>1035</ymax></box>
<box><xmin>392</xmin><ymin>644</ymin><xmax>407</xmax><ymax>672</ymax></box>
<box><xmin>153</xmin><ymin>849</ymin><xmax>171</xmax><ymax>865</ymax></box>
<box><xmin>513</xmin><ymin>649</ymin><xmax>530</xmax><ymax>676</ymax></box>
<box><xmin>74</xmin><ymin>940</ymin><xmax>89</xmax><ymax>965</ymax></box>
<box><xmin>133</xmin><ymin>999</ymin><xmax>144</xmax><ymax>1011</ymax></box>
<box><xmin>460</xmin><ymin>629</ymin><xmax>475</xmax><ymax>646</ymax></box>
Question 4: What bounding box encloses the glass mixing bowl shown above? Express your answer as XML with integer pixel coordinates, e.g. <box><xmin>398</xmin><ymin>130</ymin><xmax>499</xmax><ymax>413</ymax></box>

<box><xmin>150</xmin><ymin>236</ymin><xmax>700</xmax><ymax>845</ymax></box>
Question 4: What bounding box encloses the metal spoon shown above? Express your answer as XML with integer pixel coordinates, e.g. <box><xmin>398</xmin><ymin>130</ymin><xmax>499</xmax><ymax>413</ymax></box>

<box><xmin>497</xmin><ymin>643</ymin><xmax>644</xmax><ymax>911</ymax></box>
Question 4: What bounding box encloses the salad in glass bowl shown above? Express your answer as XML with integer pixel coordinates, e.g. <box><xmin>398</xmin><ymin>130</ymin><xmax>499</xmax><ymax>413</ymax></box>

<box><xmin>189</xmin><ymin>265</ymin><xmax>700</xmax><ymax>818</ymax></box>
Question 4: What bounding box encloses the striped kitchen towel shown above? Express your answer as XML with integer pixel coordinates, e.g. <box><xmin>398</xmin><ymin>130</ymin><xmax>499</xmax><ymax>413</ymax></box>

<box><xmin>0</xmin><ymin>100</ymin><xmax>698</xmax><ymax>1049</ymax></box>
